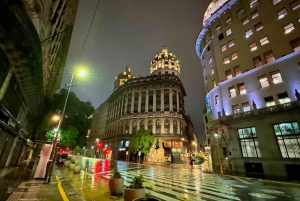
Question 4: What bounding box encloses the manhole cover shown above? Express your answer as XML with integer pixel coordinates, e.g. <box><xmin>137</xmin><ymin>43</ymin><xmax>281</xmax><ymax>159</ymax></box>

<box><xmin>25</xmin><ymin>183</ymin><xmax>38</xmax><ymax>186</ymax></box>
<box><xmin>7</xmin><ymin>188</ymin><xmax>28</xmax><ymax>193</ymax></box>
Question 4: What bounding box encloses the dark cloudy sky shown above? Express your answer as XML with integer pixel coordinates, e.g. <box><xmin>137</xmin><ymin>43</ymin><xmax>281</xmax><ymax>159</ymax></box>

<box><xmin>62</xmin><ymin>0</ymin><xmax>211</xmax><ymax>141</ymax></box>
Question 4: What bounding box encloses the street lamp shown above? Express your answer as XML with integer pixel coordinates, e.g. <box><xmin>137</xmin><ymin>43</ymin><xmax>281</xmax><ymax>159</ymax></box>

<box><xmin>47</xmin><ymin>69</ymin><xmax>86</xmax><ymax>183</ymax></box>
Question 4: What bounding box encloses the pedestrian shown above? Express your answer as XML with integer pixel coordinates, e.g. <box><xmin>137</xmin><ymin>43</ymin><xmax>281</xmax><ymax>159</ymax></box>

<box><xmin>189</xmin><ymin>154</ymin><xmax>195</xmax><ymax>172</ymax></box>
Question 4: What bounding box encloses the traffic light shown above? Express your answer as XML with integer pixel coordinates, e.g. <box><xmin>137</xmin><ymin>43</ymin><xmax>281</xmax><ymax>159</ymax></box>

<box><xmin>97</xmin><ymin>142</ymin><xmax>103</xmax><ymax>148</ymax></box>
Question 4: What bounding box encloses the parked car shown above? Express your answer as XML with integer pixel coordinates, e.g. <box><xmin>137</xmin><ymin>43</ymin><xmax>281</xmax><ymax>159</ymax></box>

<box><xmin>56</xmin><ymin>153</ymin><xmax>68</xmax><ymax>165</ymax></box>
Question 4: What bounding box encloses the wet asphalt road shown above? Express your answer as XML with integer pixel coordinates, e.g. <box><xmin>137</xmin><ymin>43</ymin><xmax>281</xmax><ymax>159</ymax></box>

<box><xmin>60</xmin><ymin>158</ymin><xmax>300</xmax><ymax>201</ymax></box>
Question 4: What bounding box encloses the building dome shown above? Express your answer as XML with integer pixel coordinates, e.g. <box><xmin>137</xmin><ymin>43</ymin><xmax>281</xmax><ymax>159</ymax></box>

<box><xmin>203</xmin><ymin>0</ymin><xmax>229</xmax><ymax>25</ymax></box>
<box><xmin>150</xmin><ymin>46</ymin><xmax>180</xmax><ymax>77</ymax></box>
<box><xmin>114</xmin><ymin>66</ymin><xmax>135</xmax><ymax>91</ymax></box>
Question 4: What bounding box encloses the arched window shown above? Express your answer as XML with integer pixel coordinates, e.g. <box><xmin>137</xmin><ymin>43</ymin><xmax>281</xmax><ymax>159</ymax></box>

<box><xmin>140</xmin><ymin>120</ymin><xmax>145</xmax><ymax>128</ymax></box>
<box><xmin>164</xmin><ymin>119</ymin><xmax>170</xmax><ymax>134</ymax></box>
<box><xmin>156</xmin><ymin>120</ymin><xmax>161</xmax><ymax>134</ymax></box>
<box><xmin>148</xmin><ymin>120</ymin><xmax>153</xmax><ymax>133</ymax></box>
<box><xmin>125</xmin><ymin>121</ymin><xmax>130</xmax><ymax>134</ymax></box>
<box><xmin>132</xmin><ymin>121</ymin><xmax>137</xmax><ymax>134</ymax></box>
<box><xmin>173</xmin><ymin>120</ymin><xmax>178</xmax><ymax>134</ymax></box>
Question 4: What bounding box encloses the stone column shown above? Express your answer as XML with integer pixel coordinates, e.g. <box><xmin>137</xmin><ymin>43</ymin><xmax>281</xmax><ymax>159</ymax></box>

<box><xmin>169</xmin><ymin>90</ymin><xmax>173</xmax><ymax>111</ymax></box>
<box><xmin>131</xmin><ymin>93</ymin><xmax>134</xmax><ymax>113</ymax></box>
<box><xmin>161</xmin><ymin>90</ymin><xmax>164</xmax><ymax>111</ymax></box>
<box><xmin>120</xmin><ymin>96</ymin><xmax>124</xmax><ymax>116</ymax></box>
<box><xmin>124</xmin><ymin>95</ymin><xmax>128</xmax><ymax>114</ymax></box>
<box><xmin>176</xmin><ymin>91</ymin><xmax>180</xmax><ymax>112</ymax></box>
<box><xmin>153</xmin><ymin>119</ymin><xmax>156</xmax><ymax>134</ymax></box>
<box><xmin>138</xmin><ymin>92</ymin><xmax>141</xmax><ymax>113</ymax></box>
<box><xmin>137</xmin><ymin>120</ymin><xmax>140</xmax><ymax>130</ymax></box>
<box><xmin>129</xmin><ymin>121</ymin><xmax>132</xmax><ymax>134</ymax></box>
<box><xmin>145</xmin><ymin>91</ymin><xmax>149</xmax><ymax>112</ymax></box>
<box><xmin>170</xmin><ymin>119</ymin><xmax>174</xmax><ymax>133</ymax></box>
<box><xmin>153</xmin><ymin>91</ymin><xmax>156</xmax><ymax>112</ymax></box>
<box><xmin>177</xmin><ymin>120</ymin><xmax>180</xmax><ymax>134</ymax></box>
<box><xmin>161</xmin><ymin>119</ymin><xmax>164</xmax><ymax>134</ymax></box>
<box><xmin>0</xmin><ymin>70</ymin><xmax>12</xmax><ymax>101</ymax></box>
<box><xmin>144</xmin><ymin>119</ymin><xmax>148</xmax><ymax>130</ymax></box>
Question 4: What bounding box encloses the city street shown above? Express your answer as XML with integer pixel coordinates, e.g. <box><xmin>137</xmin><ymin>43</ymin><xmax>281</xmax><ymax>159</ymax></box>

<box><xmin>60</xmin><ymin>158</ymin><xmax>300</xmax><ymax>201</ymax></box>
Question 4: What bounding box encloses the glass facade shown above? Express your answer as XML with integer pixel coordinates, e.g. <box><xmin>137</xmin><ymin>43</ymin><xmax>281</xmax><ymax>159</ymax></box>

<box><xmin>273</xmin><ymin>122</ymin><xmax>300</xmax><ymax>158</ymax></box>
<box><xmin>238</xmin><ymin>127</ymin><xmax>261</xmax><ymax>157</ymax></box>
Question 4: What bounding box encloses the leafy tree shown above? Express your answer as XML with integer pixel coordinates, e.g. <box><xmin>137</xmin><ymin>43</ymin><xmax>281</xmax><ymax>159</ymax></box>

<box><xmin>131</xmin><ymin>128</ymin><xmax>155</xmax><ymax>154</ymax></box>
<box><xmin>37</xmin><ymin>89</ymin><xmax>94</xmax><ymax>148</ymax></box>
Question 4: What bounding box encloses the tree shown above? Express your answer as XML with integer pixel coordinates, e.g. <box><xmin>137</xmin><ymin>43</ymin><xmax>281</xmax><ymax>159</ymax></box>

<box><xmin>131</xmin><ymin>128</ymin><xmax>155</xmax><ymax>154</ymax></box>
<box><xmin>37</xmin><ymin>89</ymin><xmax>94</xmax><ymax>149</ymax></box>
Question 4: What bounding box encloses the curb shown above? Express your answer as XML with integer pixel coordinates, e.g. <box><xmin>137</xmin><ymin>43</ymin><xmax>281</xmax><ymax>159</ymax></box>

<box><xmin>55</xmin><ymin>169</ymin><xmax>86</xmax><ymax>201</ymax></box>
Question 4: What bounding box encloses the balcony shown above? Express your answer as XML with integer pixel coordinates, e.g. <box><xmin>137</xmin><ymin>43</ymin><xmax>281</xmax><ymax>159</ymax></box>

<box><xmin>211</xmin><ymin>100</ymin><xmax>300</xmax><ymax>125</ymax></box>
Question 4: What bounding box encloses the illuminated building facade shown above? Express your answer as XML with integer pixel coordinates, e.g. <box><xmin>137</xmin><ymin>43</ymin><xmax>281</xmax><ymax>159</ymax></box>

<box><xmin>90</xmin><ymin>47</ymin><xmax>196</xmax><ymax>163</ymax></box>
<box><xmin>196</xmin><ymin>0</ymin><xmax>300</xmax><ymax>180</ymax></box>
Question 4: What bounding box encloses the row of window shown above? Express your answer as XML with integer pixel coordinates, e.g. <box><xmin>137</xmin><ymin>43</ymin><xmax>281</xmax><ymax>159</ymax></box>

<box><xmin>238</xmin><ymin>122</ymin><xmax>300</xmax><ymax>158</ymax></box>
<box><xmin>215</xmin><ymin>0</ymin><xmax>300</xmax><ymax>35</ymax></box>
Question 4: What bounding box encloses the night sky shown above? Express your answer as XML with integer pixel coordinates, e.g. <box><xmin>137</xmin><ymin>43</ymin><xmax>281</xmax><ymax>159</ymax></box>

<box><xmin>62</xmin><ymin>0</ymin><xmax>211</xmax><ymax>142</ymax></box>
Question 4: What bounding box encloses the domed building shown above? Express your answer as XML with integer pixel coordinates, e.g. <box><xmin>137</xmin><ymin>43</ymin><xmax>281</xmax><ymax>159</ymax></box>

<box><xmin>89</xmin><ymin>47</ymin><xmax>198</xmax><ymax>163</ymax></box>
<box><xmin>196</xmin><ymin>0</ymin><xmax>300</xmax><ymax>180</ymax></box>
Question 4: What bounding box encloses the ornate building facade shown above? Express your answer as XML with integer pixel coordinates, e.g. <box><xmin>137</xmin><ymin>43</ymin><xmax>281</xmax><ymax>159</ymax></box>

<box><xmin>90</xmin><ymin>47</ymin><xmax>196</xmax><ymax>163</ymax></box>
<box><xmin>196</xmin><ymin>0</ymin><xmax>300</xmax><ymax>180</ymax></box>
<box><xmin>0</xmin><ymin>0</ymin><xmax>78</xmax><ymax>167</ymax></box>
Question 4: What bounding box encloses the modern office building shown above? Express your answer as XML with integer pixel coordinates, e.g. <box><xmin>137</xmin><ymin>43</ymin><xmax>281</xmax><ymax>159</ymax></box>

<box><xmin>0</xmin><ymin>0</ymin><xmax>78</xmax><ymax>167</ymax></box>
<box><xmin>196</xmin><ymin>0</ymin><xmax>300</xmax><ymax>180</ymax></box>
<box><xmin>89</xmin><ymin>47</ymin><xmax>197</xmax><ymax>163</ymax></box>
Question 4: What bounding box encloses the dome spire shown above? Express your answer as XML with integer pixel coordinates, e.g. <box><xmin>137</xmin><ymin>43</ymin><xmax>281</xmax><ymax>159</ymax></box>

<box><xmin>162</xmin><ymin>46</ymin><xmax>168</xmax><ymax>54</ymax></box>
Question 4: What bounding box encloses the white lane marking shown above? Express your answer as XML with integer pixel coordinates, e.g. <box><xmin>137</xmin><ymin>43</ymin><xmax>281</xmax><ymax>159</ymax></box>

<box><xmin>233</xmin><ymin>177</ymin><xmax>252</xmax><ymax>185</ymax></box>
<box><xmin>122</xmin><ymin>172</ymin><xmax>240</xmax><ymax>201</ymax></box>
<box><xmin>248</xmin><ymin>193</ymin><xmax>276</xmax><ymax>199</ymax></box>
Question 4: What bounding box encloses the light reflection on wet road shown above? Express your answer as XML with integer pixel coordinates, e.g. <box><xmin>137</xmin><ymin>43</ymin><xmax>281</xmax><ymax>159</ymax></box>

<box><xmin>60</xmin><ymin>158</ymin><xmax>300</xmax><ymax>201</ymax></box>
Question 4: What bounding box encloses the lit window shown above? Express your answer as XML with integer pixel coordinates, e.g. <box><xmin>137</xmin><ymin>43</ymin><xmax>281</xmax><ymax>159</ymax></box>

<box><xmin>231</xmin><ymin>52</ymin><xmax>238</xmax><ymax>60</ymax></box>
<box><xmin>229</xmin><ymin>86</ymin><xmax>236</xmax><ymax>98</ymax></box>
<box><xmin>259</xmin><ymin>75</ymin><xmax>269</xmax><ymax>88</ymax></box>
<box><xmin>215</xmin><ymin>95</ymin><xmax>219</xmax><ymax>105</ymax></box>
<box><xmin>223</xmin><ymin>56</ymin><xmax>230</xmax><ymax>64</ymax></box>
<box><xmin>226</xmin><ymin>29</ymin><xmax>232</xmax><ymax>36</ymax></box>
<box><xmin>264</xmin><ymin>96</ymin><xmax>275</xmax><ymax>107</ymax></box>
<box><xmin>284</xmin><ymin>22</ymin><xmax>295</xmax><ymax>34</ymax></box>
<box><xmin>209</xmin><ymin>56</ymin><xmax>213</xmax><ymax>64</ymax></box>
<box><xmin>234</xmin><ymin>65</ymin><xmax>241</xmax><ymax>75</ymax></box>
<box><xmin>278</xmin><ymin>8</ymin><xmax>287</xmax><ymax>19</ymax></box>
<box><xmin>273</xmin><ymin>0</ymin><xmax>281</xmax><ymax>5</ymax></box>
<box><xmin>215</xmin><ymin>25</ymin><xmax>221</xmax><ymax>31</ymax></box>
<box><xmin>245</xmin><ymin>29</ymin><xmax>253</xmax><ymax>38</ymax></box>
<box><xmin>260</xmin><ymin>36</ymin><xmax>269</xmax><ymax>46</ymax></box>
<box><xmin>213</xmin><ymin>80</ymin><xmax>217</xmax><ymax>88</ymax></box>
<box><xmin>255</xmin><ymin>22</ymin><xmax>263</xmax><ymax>31</ymax></box>
<box><xmin>249</xmin><ymin>42</ymin><xmax>257</xmax><ymax>51</ymax></box>
<box><xmin>250</xmin><ymin>0</ymin><xmax>258</xmax><ymax>8</ymax></box>
<box><xmin>237</xmin><ymin>8</ymin><xmax>244</xmax><ymax>16</ymax></box>
<box><xmin>251</xmin><ymin>10</ymin><xmax>259</xmax><ymax>19</ymax></box>
<box><xmin>264</xmin><ymin>50</ymin><xmax>275</xmax><ymax>63</ymax></box>
<box><xmin>238</xmin><ymin>127</ymin><xmax>261</xmax><ymax>158</ymax></box>
<box><xmin>253</xmin><ymin>56</ymin><xmax>263</xmax><ymax>67</ymax></box>
<box><xmin>242</xmin><ymin>17</ymin><xmax>249</xmax><ymax>25</ymax></box>
<box><xmin>290</xmin><ymin>0</ymin><xmax>300</xmax><ymax>10</ymax></box>
<box><xmin>226</xmin><ymin>69</ymin><xmax>232</xmax><ymax>80</ymax></box>
<box><xmin>273</xmin><ymin>122</ymin><xmax>300</xmax><ymax>158</ymax></box>
<box><xmin>221</xmin><ymin>44</ymin><xmax>227</xmax><ymax>52</ymax></box>
<box><xmin>238</xmin><ymin>82</ymin><xmax>247</xmax><ymax>94</ymax></box>
<box><xmin>226</xmin><ymin>17</ymin><xmax>232</xmax><ymax>25</ymax></box>
<box><xmin>278</xmin><ymin>92</ymin><xmax>290</xmax><ymax>104</ymax></box>
<box><xmin>242</xmin><ymin>102</ymin><xmax>250</xmax><ymax>112</ymax></box>
<box><xmin>232</xmin><ymin>104</ymin><xmax>240</xmax><ymax>114</ymax></box>
<box><xmin>210</xmin><ymin>67</ymin><xmax>215</xmax><ymax>75</ymax></box>
<box><xmin>290</xmin><ymin>37</ymin><xmax>300</xmax><ymax>51</ymax></box>
<box><xmin>228</xmin><ymin>40</ymin><xmax>235</xmax><ymax>47</ymax></box>
<box><xmin>271</xmin><ymin>70</ymin><xmax>283</xmax><ymax>84</ymax></box>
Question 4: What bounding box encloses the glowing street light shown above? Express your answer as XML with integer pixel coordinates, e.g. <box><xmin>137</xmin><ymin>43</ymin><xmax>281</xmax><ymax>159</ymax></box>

<box><xmin>52</xmin><ymin>115</ymin><xmax>60</xmax><ymax>122</ymax></box>
<box><xmin>47</xmin><ymin>69</ymin><xmax>86</xmax><ymax>183</ymax></box>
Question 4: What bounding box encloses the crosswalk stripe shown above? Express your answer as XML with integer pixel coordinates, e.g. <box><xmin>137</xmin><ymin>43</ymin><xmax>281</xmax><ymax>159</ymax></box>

<box><xmin>121</xmin><ymin>172</ymin><xmax>240</xmax><ymax>201</ymax></box>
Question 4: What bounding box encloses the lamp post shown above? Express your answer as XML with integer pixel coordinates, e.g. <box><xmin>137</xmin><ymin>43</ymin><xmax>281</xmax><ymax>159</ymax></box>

<box><xmin>47</xmin><ymin>69</ymin><xmax>86</xmax><ymax>183</ymax></box>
